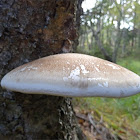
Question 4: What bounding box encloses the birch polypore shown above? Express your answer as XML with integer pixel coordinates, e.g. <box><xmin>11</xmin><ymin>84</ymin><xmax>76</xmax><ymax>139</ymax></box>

<box><xmin>1</xmin><ymin>53</ymin><xmax>140</xmax><ymax>98</ymax></box>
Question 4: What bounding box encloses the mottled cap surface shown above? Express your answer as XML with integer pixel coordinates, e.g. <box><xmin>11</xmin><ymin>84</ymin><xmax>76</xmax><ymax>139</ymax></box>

<box><xmin>1</xmin><ymin>53</ymin><xmax>140</xmax><ymax>97</ymax></box>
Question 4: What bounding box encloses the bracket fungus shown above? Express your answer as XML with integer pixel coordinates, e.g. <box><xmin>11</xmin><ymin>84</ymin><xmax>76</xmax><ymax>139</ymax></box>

<box><xmin>1</xmin><ymin>53</ymin><xmax>140</xmax><ymax>98</ymax></box>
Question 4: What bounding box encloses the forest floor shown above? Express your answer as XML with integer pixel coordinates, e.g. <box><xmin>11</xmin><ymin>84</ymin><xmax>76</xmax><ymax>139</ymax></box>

<box><xmin>73</xmin><ymin>56</ymin><xmax>140</xmax><ymax>140</ymax></box>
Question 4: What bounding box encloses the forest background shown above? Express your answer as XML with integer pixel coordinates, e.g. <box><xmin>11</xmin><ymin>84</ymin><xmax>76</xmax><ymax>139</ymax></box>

<box><xmin>73</xmin><ymin>0</ymin><xmax>140</xmax><ymax>139</ymax></box>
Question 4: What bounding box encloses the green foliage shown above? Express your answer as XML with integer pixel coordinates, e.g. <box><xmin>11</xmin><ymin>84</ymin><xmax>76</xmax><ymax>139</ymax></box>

<box><xmin>78</xmin><ymin>0</ymin><xmax>140</xmax><ymax>62</ymax></box>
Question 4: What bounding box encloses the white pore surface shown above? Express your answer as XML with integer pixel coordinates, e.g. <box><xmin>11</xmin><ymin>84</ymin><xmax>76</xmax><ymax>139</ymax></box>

<box><xmin>1</xmin><ymin>75</ymin><xmax>140</xmax><ymax>98</ymax></box>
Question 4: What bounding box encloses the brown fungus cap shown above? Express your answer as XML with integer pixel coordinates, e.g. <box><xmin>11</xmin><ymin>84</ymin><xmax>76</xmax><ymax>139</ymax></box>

<box><xmin>1</xmin><ymin>53</ymin><xmax>140</xmax><ymax>97</ymax></box>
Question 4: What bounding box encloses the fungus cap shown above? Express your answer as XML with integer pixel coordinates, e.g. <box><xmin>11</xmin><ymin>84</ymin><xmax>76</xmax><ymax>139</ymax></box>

<box><xmin>1</xmin><ymin>53</ymin><xmax>140</xmax><ymax>97</ymax></box>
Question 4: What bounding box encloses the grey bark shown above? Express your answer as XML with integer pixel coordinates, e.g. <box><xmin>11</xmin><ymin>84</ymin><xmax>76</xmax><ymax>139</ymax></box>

<box><xmin>0</xmin><ymin>0</ymin><xmax>85</xmax><ymax>139</ymax></box>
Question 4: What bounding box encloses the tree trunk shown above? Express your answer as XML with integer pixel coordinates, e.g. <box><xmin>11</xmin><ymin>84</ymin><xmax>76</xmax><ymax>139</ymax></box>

<box><xmin>93</xmin><ymin>32</ymin><xmax>112</xmax><ymax>62</ymax></box>
<box><xmin>0</xmin><ymin>0</ymin><xmax>85</xmax><ymax>139</ymax></box>
<box><xmin>90</xmin><ymin>17</ymin><xmax>112</xmax><ymax>62</ymax></box>
<box><xmin>112</xmin><ymin>18</ymin><xmax>122</xmax><ymax>63</ymax></box>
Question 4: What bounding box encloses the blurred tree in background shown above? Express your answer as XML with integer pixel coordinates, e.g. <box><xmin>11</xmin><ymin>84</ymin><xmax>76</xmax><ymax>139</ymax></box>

<box><xmin>77</xmin><ymin>0</ymin><xmax>140</xmax><ymax>63</ymax></box>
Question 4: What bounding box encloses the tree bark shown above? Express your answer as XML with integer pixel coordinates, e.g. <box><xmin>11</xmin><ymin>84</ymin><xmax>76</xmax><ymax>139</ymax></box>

<box><xmin>0</xmin><ymin>0</ymin><xmax>85</xmax><ymax>139</ymax></box>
